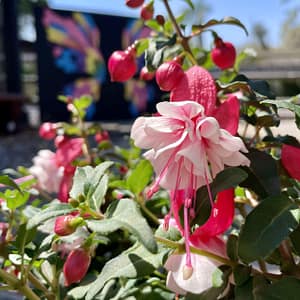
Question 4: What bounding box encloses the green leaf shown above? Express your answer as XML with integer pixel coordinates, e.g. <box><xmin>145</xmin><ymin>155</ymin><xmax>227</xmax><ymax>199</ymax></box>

<box><xmin>192</xmin><ymin>167</ymin><xmax>248</xmax><ymax>226</ymax></box>
<box><xmin>182</xmin><ymin>0</ymin><xmax>194</xmax><ymax>10</ymax></box>
<box><xmin>70</xmin><ymin>162</ymin><xmax>113</xmax><ymax>212</ymax></box>
<box><xmin>226</xmin><ymin>234</ymin><xmax>239</xmax><ymax>262</ymax></box>
<box><xmin>238</xmin><ymin>194</ymin><xmax>300</xmax><ymax>263</ymax></box>
<box><xmin>290</xmin><ymin>224</ymin><xmax>300</xmax><ymax>256</ymax></box>
<box><xmin>262</xmin><ymin>99</ymin><xmax>300</xmax><ymax>129</ymax></box>
<box><xmin>192</xmin><ymin>16</ymin><xmax>248</xmax><ymax>35</ymax></box>
<box><xmin>127</xmin><ymin>160</ymin><xmax>153</xmax><ymax>195</ymax></box>
<box><xmin>87</xmin><ymin>198</ymin><xmax>157</xmax><ymax>253</ymax></box>
<box><xmin>15</xmin><ymin>223</ymin><xmax>37</xmax><ymax>249</ymax></box>
<box><xmin>85</xmin><ymin>243</ymin><xmax>166</xmax><ymax>300</ymax></box>
<box><xmin>241</xmin><ymin>149</ymin><xmax>281</xmax><ymax>197</ymax></box>
<box><xmin>136</xmin><ymin>38</ymin><xmax>149</xmax><ymax>56</ymax></box>
<box><xmin>0</xmin><ymin>175</ymin><xmax>22</xmax><ymax>191</ymax></box>
<box><xmin>27</xmin><ymin>203</ymin><xmax>75</xmax><ymax>229</ymax></box>
<box><xmin>233</xmin><ymin>265</ymin><xmax>251</xmax><ymax>286</ymax></box>
<box><xmin>253</xmin><ymin>277</ymin><xmax>300</xmax><ymax>300</ymax></box>
<box><xmin>1</xmin><ymin>189</ymin><xmax>30</xmax><ymax>209</ymax></box>
<box><xmin>234</xmin><ymin>277</ymin><xmax>254</xmax><ymax>300</ymax></box>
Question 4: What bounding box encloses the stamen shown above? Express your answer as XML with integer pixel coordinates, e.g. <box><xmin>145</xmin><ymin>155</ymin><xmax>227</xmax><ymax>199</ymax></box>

<box><xmin>147</xmin><ymin>146</ymin><xmax>181</xmax><ymax>199</ymax></box>
<box><xmin>163</xmin><ymin>214</ymin><xmax>171</xmax><ymax>231</ymax></box>
<box><xmin>205</xmin><ymin>172</ymin><xmax>214</xmax><ymax>207</ymax></box>
<box><xmin>184</xmin><ymin>198</ymin><xmax>192</xmax><ymax>269</ymax></box>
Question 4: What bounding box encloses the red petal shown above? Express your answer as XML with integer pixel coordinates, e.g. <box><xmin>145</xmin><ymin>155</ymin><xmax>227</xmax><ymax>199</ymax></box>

<box><xmin>282</xmin><ymin>144</ymin><xmax>300</xmax><ymax>181</ymax></box>
<box><xmin>170</xmin><ymin>66</ymin><xmax>216</xmax><ymax>116</ymax></box>
<box><xmin>56</xmin><ymin>138</ymin><xmax>84</xmax><ymax>167</ymax></box>
<box><xmin>58</xmin><ymin>168</ymin><xmax>75</xmax><ymax>202</ymax></box>
<box><xmin>211</xmin><ymin>95</ymin><xmax>240</xmax><ymax>134</ymax></box>
<box><xmin>190</xmin><ymin>188</ymin><xmax>234</xmax><ymax>241</ymax></box>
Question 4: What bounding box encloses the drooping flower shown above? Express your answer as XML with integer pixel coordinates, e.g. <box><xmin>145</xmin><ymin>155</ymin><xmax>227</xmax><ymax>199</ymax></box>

<box><xmin>126</xmin><ymin>0</ymin><xmax>144</xmax><ymax>8</ymax></box>
<box><xmin>29</xmin><ymin>150</ymin><xmax>64</xmax><ymax>193</ymax></box>
<box><xmin>131</xmin><ymin>101</ymin><xmax>249</xmax><ymax>192</ymax></box>
<box><xmin>108</xmin><ymin>48</ymin><xmax>137</xmax><ymax>82</ymax></box>
<box><xmin>165</xmin><ymin>189</ymin><xmax>234</xmax><ymax>295</ymax></box>
<box><xmin>54</xmin><ymin>215</ymin><xmax>83</xmax><ymax>236</ymax></box>
<box><xmin>281</xmin><ymin>144</ymin><xmax>300</xmax><ymax>181</ymax></box>
<box><xmin>63</xmin><ymin>248</ymin><xmax>91</xmax><ymax>286</ymax></box>
<box><xmin>39</xmin><ymin>122</ymin><xmax>57</xmax><ymax>140</ymax></box>
<box><xmin>170</xmin><ymin>65</ymin><xmax>240</xmax><ymax>135</ymax></box>
<box><xmin>211</xmin><ymin>38</ymin><xmax>236</xmax><ymax>70</ymax></box>
<box><xmin>155</xmin><ymin>60</ymin><xmax>184</xmax><ymax>92</ymax></box>
<box><xmin>140</xmin><ymin>1</ymin><xmax>154</xmax><ymax>21</ymax></box>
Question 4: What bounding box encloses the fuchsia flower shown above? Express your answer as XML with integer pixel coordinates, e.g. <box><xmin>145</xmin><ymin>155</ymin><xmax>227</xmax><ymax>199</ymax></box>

<box><xmin>63</xmin><ymin>248</ymin><xmax>91</xmax><ymax>286</ymax></box>
<box><xmin>165</xmin><ymin>189</ymin><xmax>234</xmax><ymax>295</ymax></box>
<box><xmin>29</xmin><ymin>150</ymin><xmax>64</xmax><ymax>193</ymax></box>
<box><xmin>29</xmin><ymin>138</ymin><xmax>84</xmax><ymax>202</ymax></box>
<box><xmin>281</xmin><ymin>144</ymin><xmax>300</xmax><ymax>181</ymax></box>
<box><xmin>131</xmin><ymin>65</ymin><xmax>250</xmax><ymax>295</ymax></box>
<box><xmin>131</xmin><ymin>101</ymin><xmax>249</xmax><ymax>192</ymax></box>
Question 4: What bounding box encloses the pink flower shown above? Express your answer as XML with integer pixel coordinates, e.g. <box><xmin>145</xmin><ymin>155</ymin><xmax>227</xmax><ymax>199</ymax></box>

<box><xmin>54</xmin><ymin>215</ymin><xmax>83</xmax><ymax>236</ymax></box>
<box><xmin>131</xmin><ymin>101</ymin><xmax>249</xmax><ymax>192</ymax></box>
<box><xmin>211</xmin><ymin>38</ymin><xmax>236</xmax><ymax>70</ymax></box>
<box><xmin>39</xmin><ymin>122</ymin><xmax>57</xmax><ymax>140</ymax></box>
<box><xmin>170</xmin><ymin>65</ymin><xmax>240</xmax><ymax>135</ymax></box>
<box><xmin>29</xmin><ymin>150</ymin><xmax>64</xmax><ymax>193</ymax></box>
<box><xmin>165</xmin><ymin>189</ymin><xmax>234</xmax><ymax>295</ymax></box>
<box><xmin>281</xmin><ymin>144</ymin><xmax>300</xmax><ymax>181</ymax></box>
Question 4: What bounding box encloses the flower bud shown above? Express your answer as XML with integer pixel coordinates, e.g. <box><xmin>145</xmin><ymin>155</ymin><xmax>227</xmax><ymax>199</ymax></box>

<box><xmin>156</xmin><ymin>15</ymin><xmax>165</xmax><ymax>26</ymax></box>
<box><xmin>54</xmin><ymin>215</ymin><xmax>82</xmax><ymax>236</ymax></box>
<box><xmin>39</xmin><ymin>122</ymin><xmax>57</xmax><ymax>140</ymax></box>
<box><xmin>108</xmin><ymin>49</ymin><xmax>137</xmax><ymax>82</ymax></box>
<box><xmin>63</xmin><ymin>248</ymin><xmax>91</xmax><ymax>286</ymax></box>
<box><xmin>126</xmin><ymin>0</ymin><xmax>144</xmax><ymax>8</ymax></box>
<box><xmin>95</xmin><ymin>130</ymin><xmax>110</xmax><ymax>143</ymax></box>
<box><xmin>211</xmin><ymin>38</ymin><xmax>236</xmax><ymax>70</ymax></box>
<box><xmin>140</xmin><ymin>1</ymin><xmax>154</xmax><ymax>21</ymax></box>
<box><xmin>140</xmin><ymin>66</ymin><xmax>155</xmax><ymax>81</ymax></box>
<box><xmin>155</xmin><ymin>61</ymin><xmax>184</xmax><ymax>91</ymax></box>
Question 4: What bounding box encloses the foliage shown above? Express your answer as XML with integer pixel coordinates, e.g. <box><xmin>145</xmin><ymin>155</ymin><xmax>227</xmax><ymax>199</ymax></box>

<box><xmin>1</xmin><ymin>1</ymin><xmax>300</xmax><ymax>299</ymax></box>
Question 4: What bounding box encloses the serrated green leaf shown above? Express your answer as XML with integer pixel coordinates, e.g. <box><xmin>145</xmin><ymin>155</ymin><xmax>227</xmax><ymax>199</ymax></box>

<box><xmin>88</xmin><ymin>173</ymin><xmax>109</xmax><ymax>211</ymax></box>
<box><xmin>238</xmin><ymin>194</ymin><xmax>300</xmax><ymax>263</ymax></box>
<box><xmin>87</xmin><ymin>198</ymin><xmax>157</xmax><ymax>253</ymax></box>
<box><xmin>27</xmin><ymin>203</ymin><xmax>75</xmax><ymax>229</ymax></box>
<box><xmin>262</xmin><ymin>99</ymin><xmax>300</xmax><ymax>129</ymax></box>
<box><xmin>193</xmin><ymin>16</ymin><xmax>248</xmax><ymax>35</ymax></box>
<box><xmin>85</xmin><ymin>243</ymin><xmax>166</xmax><ymax>300</ymax></box>
<box><xmin>127</xmin><ymin>160</ymin><xmax>153</xmax><ymax>195</ymax></box>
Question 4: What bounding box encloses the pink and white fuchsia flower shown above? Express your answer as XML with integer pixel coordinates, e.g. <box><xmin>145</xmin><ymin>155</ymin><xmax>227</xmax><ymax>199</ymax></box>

<box><xmin>131</xmin><ymin>100</ymin><xmax>249</xmax><ymax>192</ymax></box>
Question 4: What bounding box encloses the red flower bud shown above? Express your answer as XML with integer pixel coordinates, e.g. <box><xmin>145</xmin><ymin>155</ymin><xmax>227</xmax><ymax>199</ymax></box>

<box><xmin>39</xmin><ymin>122</ymin><xmax>57</xmax><ymax>140</ymax></box>
<box><xmin>108</xmin><ymin>49</ymin><xmax>137</xmax><ymax>82</ymax></box>
<box><xmin>95</xmin><ymin>130</ymin><xmax>110</xmax><ymax>143</ymax></box>
<box><xmin>63</xmin><ymin>248</ymin><xmax>91</xmax><ymax>286</ymax></box>
<box><xmin>140</xmin><ymin>2</ymin><xmax>154</xmax><ymax>21</ymax></box>
<box><xmin>156</xmin><ymin>15</ymin><xmax>165</xmax><ymax>26</ymax></box>
<box><xmin>126</xmin><ymin>0</ymin><xmax>144</xmax><ymax>8</ymax></box>
<box><xmin>155</xmin><ymin>61</ymin><xmax>185</xmax><ymax>91</ymax></box>
<box><xmin>54</xmin><ymin>215</ymin><xmax>82</xmax><ymax>236</ymax></box>
<box><xmin>211</xmin><ymin>38</ymin><xmax>236</xmax><ymax>70</ymax></box>
<box><xmin>140</xmin><ymin>66</ymin><xmax>155</xmax><ymax>81</ymax></box>
<box><xmin>281</xmin><ymin>144</ymin><xmax>300</xmax><ymax>181</ymax></box>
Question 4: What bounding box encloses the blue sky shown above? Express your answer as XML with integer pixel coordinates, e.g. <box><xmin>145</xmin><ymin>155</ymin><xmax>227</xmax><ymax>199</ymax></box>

<box><xmin>48</xmin><ymin>0</ymin><xmax>298</xmax><ymax>48</ymax></box>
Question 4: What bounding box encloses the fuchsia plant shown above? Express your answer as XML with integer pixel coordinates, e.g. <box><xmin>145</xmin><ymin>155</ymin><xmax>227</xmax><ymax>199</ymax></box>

<box><xmin>0</xmin><ymin>1</ymin><xmax>300</xmax><ymax>299</ymax></box>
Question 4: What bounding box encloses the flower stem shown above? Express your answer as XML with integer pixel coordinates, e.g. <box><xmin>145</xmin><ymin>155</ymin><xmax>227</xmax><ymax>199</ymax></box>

<box><xmin>162</xmin><ymin>0</ymin><xmax>197</xmax><ymax>65</ymax></box>
<box><xmin>0</xmin><ymin>269</ymin><xmax>40</xmax><ymax>300</ymax></box>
